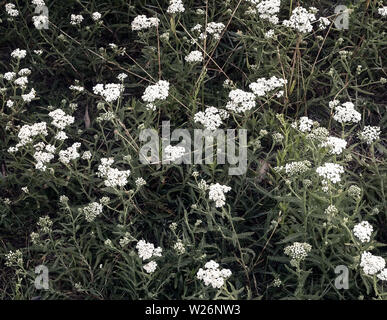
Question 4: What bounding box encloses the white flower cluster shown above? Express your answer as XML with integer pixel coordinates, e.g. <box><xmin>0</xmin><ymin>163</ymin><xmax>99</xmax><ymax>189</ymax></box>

<box><xmin>204</xmin><ymin>22</ymin><xmax>225</xmax><ymax>40</ymax></box>
<box><xmin>59</xmin><ymin>142</ymin><xmax>81</xmax><ymax>164</ymax></box>
<box><xmin>142</xmin><ymin>80</ymin><xmax>170</xmax><ymax>110</ymax></box>
<box><xmin>82</xmin><ymin>202</ymin><xmax>103</xmax><ymax>222</ymax></box>
<box><xmin>32</xmin><ymin>142</ymin><xmax>54</xmax><ymax>170</ymax></box>
<box><xmin>5</xmin><ymin>249</ymin><xmax>23</xmax><ymax>267</ymax></box>
<box><xmin>291</xmin><ymin>116</ymin><xmax>314</xmax><ymax>132</ymax></box>
<box><xmin>4</xmin><ymin>72</ymin><xmax>16</xmax><ymax>81</ymax></box>
<box><xmin>22</xmin><ymin>88</ymin><xmax>36</xmax><ymax>103</ymax></box>
<box><xmin>48</xmin><ymin>109</ymin><xmax>75</xmax><ymax>130</ymax></box>
<box><xmin>117</xmin><ymin>73</ymin><xmax>128</xmax><ymax>81</ymax></box>
<box><xmin>225</xmin><ymin>89</ymin><xmax>256</xmax><ymax>113</ymax></box>
<box><xmin>93</xmin><ymin>83</ymin><xmax>124</xmax><ymax>103</ymax></box>
<box><xmin>196</xmin><ymin>260</ymin><xmax>232</xmax><ymax>289</ymax></box>
<box><xmin>14</xmin><ymin>76</ymin><xmax>28</xmax><ymax>89</ymax></box>
<box><xmin>247</xmin><ymin>0</ymin><xmax>281</xmax><ymax>24</ymax></box>
<box><xmin>348</xmin><ymin>185</ymin><xmax>361</xmax><ymax>200</ymax></box>
<box><xmin>378</xmin><ymin>7</ymin><xmax>387</xmax><ymax>16</ymax></box>
<box><xmin>358</xmin><ymin>126</ymin><xmax>381</xmax><ymax>145</ymax></box>
<box><xmin>316</xmin><ymin>163</ymin><xmax>344</xmax><ymax>186</ymax></box>
<box><xmin>18</xmin><ymin>68</ymin><xmax>31</xmax><ymax>76</ymax></box>
<box><xmin>353</xmin><ymin>221</ymin><xmax>373</xmax><ymax>243</ymax></box>
<box><xmin>131</xmin><ymin>15</ymin><xmax>159</xmax><ymax>31</ymax></box>
<box><xmin>249</xmin><ymin>76</ymin><xmax>287</xmax><ymax>97</ymax></box>
<box><xmin>81</xmin><ymin>151</ymin><xmax>92</xmax><ymax>160</ymax></box>
<box><xmin>5</xmin><ymin>3</ymin><xmax>19</xmax><ymax>17</ymax></box>
<box><xmin>378</xmin><ymin>269</ymin><xmax>387</xmax><ymax>281</ymax></box>
<box><xmin>135</xmin><ymin>177</ymin><xmax>147</xmax><ymax>187</ymax></box>
<box><xmin>97</xmin><ymin>158</ymin><xmax>131</xmax><ymax>188</ymax></box>
<box><xmin>164</xmin><ymin>145</ymin><xmax>186</xmax><ymax>162</ymax></box>
<box><xmin>275</xmin><ymin>160</ymin><xmax>311</xmax><ymax>176</ymax></box>
<box><xmin>324</xmin><ymin>204</ymin><xmax>338</xmax><ymax>216</ymax></box>
<box><xmin>306</xmin><ymin>127</ymin><xmax>329</xmax><ymax>142</ymax></box>
<box><xmin>332</xmin><ymin>101</ymin><xmax>361</xmax><ymax>124</ymax></box>
<box><xmin>143</xmin><ymin>261</ymin><xmax>158</xmax><ymax>273</ymax></box>
<box><xmin>185</xmin><ymin>50</ymin><xmax>203</xmax><ymax>63</ymax></box>
<box><xmin>208</xmin><ymin>183</ymin><xmax>231</xmax><ymax>208</ymax></box>
<box><xmin>32</xmin><ymin>13</ymin><xmax>49</xmax><ymax>29</ymax></box>
<box><xmin>360</xmin><ymin>252</ymin><xmax>385</xmax><ymax>276</ymax></box>
<box><xmin>32</xmin><ymin>0</ymin><xmax>46</xmax><ymax>5</ymax></box>
<box><xmin>283</xmin><ymin>7</ymin><xmax>316</xmax><ymax>33</ymax></box>
<box><xmin>167</xmin><ymin>0</ymin><xmax>185</xmax><ymax>14</ymax></box>
<box><xmin>11</xmin><ymin>48</ymin><xmax>27</xmax><ymax>59</ymax></box>
<box><xmin>173</xmin><ymin>240</ymin><xmax>186</xmax><ymax>255</ymax></box>
<box><xmin>69</xmin><ymin>84</ymin><xmax>84</xmax><ymax>92</ymax></box>
<box><xmin>92</xmin><ymin>12</ymin><xmax>102</xmax><ymax>21</ymax></box>
<box><xmin>136</xmin><ymin>240</ymin><xmax>162</xmax><ymax>274</ymax></box>
<box><xmin>10</xmin><ymin>122</ymin><xmax>48</xmax><ymax>151</ymax></box>
<box><xmin>321</xmin><ymin>136</ymin><xmax>347</xmax><ymax>155</ymax></box>
<box><xmin>284</xmin><ymin>242</ymin><xmax>312</xmax><ymax>265</ymax></box>
<box><xmin>70</xmin><ymin>14</ymin><xmax>83</xmax><ymax>25</ymax></box>
<box><xmin>194</xmin><ymin>106</ymin><xmax>229</xmax><ymax>131</ymax></box>
<box><xmin>318</xmin><ymin>17</ymin><xmax>330</xmax><ymax>29</ymax></box>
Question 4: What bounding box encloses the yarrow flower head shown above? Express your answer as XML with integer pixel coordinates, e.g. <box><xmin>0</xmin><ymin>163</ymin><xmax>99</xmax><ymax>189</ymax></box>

<box><xmin>378</xmin><ymin>7</ymin><xmax>387</xmax><ymax>17</ymax></box>
<box><xmin>12</xmin><ymin>122</ymin><xmax>48</xmax><ymax>149</ymax></box>
<box><xmin>348</xmin><ymin>185</ymin><xmax>361</xmax><ymax>200</ymax></box>
<box><xmin>353</xmin><ymin>221</ymin><xmax>373</xmax><ymax>243</ymax></box>
<box><xmin>316</xmin><ymin>163</ymin><xmax>344</xmax><ymax>186</ymax></box>
<box><xmin>378</xmin><ymin>269</ymin><xmax>387</xmax><ymax>281</ymax></box>
<box><xmin>5</xmin><ymin>249</ymin><xmax>23</xmax><ymax>267</ymax></box>
<box><xmin>249</xmin><ymin>76</ymin><xmax>287</xmax><ymax>97</ymax></box>
<box><xmin>360</xmin><ymin>252</ymin><xmax>386</xmax><ymax>276</ymax></box>
<box><xmin>82</xmin><ymin>202</ymin><xmax>103</xmax><ymax>222</ymax></box>
<box><xmin>284</xmin><ymin>242</ymin><xmax>312</xmax><ymax>267</ymax></box>
<box><xmin>33</xmin><ymin>144</ymin><xmax>55</xmax><ymax>171</ymax></box>
<box><xmin>92</xmin><ymin>12</ymin><xmax>102</xmax><ymax>21</ymax></box>
<box><xmin>32</xmin><ymin>13</ymin><xmax>49</xmax><ymax>29</ymax></box>
<box><xmin>321</xmin><ymin>136</ymin><xmax>347</xmax><ymax>155</ymax></box>
<box><xmin>59</xmin><ymin>142</ymin><xmax>81</xmax><ymax>164</ymax></box>
<box><xmin>275</xmin><ymin>160</ymin><xmax>312</xmax><ymax>177</ymax></box>
<box><xmin>93</xmin><ymin>83</ymin><xmax>124</xmax><ymax>103</ymax></box>
<box><xmin>225</xmin><ymin>89</ymin><xmax>256</xmax><ymax>113</ymax></box>
<box><xmin>136</xmin><ymin>240</ymin><xmax>162</xmax><ymax>261</ymax></box>
<box><xmin>11</xmin><ymin>48</ymin><xmax>26</xmax><ymax>59</ymax></box>
<box><xmin>135</xmin><ymin>177</ymin><xmax>146</xmax><ymax>188</ymax></box>
<box><xmin>332</xmin><ymin>101</ymin><xmax>361</xmax><ymax>124</ymax></box>
<box><xmin>247</xmin><ymin>0</ymin><xmax>281</xmax><ymax>24</ymax></box>
<box><xmin>5</xmin><ymin>3</ymin><xmax>19</xmax><ymax>17</ymax></box>
<box><xmin>194</xmin><ymin>106</ymin><xmax>229</xmax><ymax>131</ymax></box>
<box><xmin>185</xmin><ymin>50</ymin><xmax>203</xmax><ymax>63</ymax></box>
<box><xmin>358</xmin><ymin>126</ymin><xmax>381</xmax><ymax>145</ymax></box>
<box><xmin>167</xmin><ymin>0</ymin><xmax>185</xmax><ymax>14</ymax></box>
<box><xmin>291</xmin><ymin>116</ymin><xmax>314</xmax><ymax>133</ymax></box>
<box><xmin>22</xmin><ymin>88</ymin><xmax>36</xmax><ymax>103</ymax></box>
<box><xmin>131</xmin><ymin>15</ymin><xmax>159</xmax><ymax>31</ymax></box>
<box><xmin>196</xmin><ymin>260</ymin><xmax>232</xmax><ymax>289</ymax></box>
<box><xmin>142</xmin><ymin>80</ymin><xmax>170</xmax><ymax>110</ymax></box>
<box><xmin>143</xmin><ymin>261</ymin><xmax>158</xmax><ymax>274</ymax></box>
<box><xmin>70</xmin><ymin>14</ymin><xmax>83</xmax><ymax>25</ymax></box>
<box><xmin>208</xmin><ymin>183</ymin><xmax>231</xmax><ymax>208</ymax></box>
<box><xmin>97</xmin><ymin>158</ymin><xmax>131</xmax><ymax>188</ymax></box>
<box><xmin>204</xmin><ymin>22</ymin><xmax>225</xmax><ymax>40</ymax></box>
<box><xmin>48</xmin><ymin>109</ymin><xmax>75</xmax><ymax>130</ymax></box>
<box><xmin>283</xmin><ymin>7</ymin><xmax>316</xmax><ymax>33</ymax></box>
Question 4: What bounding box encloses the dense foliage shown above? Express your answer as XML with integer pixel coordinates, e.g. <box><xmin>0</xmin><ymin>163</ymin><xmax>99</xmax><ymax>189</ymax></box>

<box><xmin>0</xmin><ymin>0</ymin><xmax>386</xmax><ymax>300</ymax></box>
